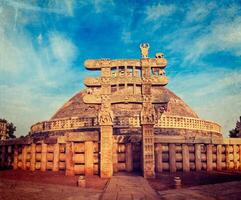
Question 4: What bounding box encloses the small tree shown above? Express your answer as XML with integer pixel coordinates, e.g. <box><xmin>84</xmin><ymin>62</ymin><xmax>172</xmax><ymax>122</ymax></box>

<box><xmin>229</xmin><ymin>128</ymin><xmax>239</xmax><ymax>138</ymax></box>
<box><xmin>7</xmin><ymin>122</ymin><xmax>16</xmax><ymax>138</ymax></box>
<box><xmin>0</xmin><ymin>118</ymin><xmax>16</xmax><ymax>139</ymax></box>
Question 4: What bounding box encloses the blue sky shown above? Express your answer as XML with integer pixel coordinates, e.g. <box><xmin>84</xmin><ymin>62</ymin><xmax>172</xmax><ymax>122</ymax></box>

<box><xmin>0</xmin><ymin>0</ymin><xmax>241</xmax><ymax>136</ymax></box>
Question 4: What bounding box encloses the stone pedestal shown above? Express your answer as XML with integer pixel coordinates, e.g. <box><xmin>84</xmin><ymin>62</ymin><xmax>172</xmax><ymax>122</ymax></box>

<box><xmin>100</xmin><ymin>126</ymin><xmax>113</xmax><ymax>178</ymax></box>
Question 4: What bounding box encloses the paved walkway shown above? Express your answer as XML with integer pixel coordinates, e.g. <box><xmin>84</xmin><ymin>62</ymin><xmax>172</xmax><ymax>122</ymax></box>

<box><xmin>0</xmin><ymin>178</ymin><xmax>102</xmax><ymax>200</ymax></box>
<box><xmin>158</xmin><ymin>180</ymin><xmax>241</xmax><ymax>200</ymax></box>
<box><xmin>100</xmin><ymin>175</ymin><xmax>160</xmax><ymax>200</ymax></box>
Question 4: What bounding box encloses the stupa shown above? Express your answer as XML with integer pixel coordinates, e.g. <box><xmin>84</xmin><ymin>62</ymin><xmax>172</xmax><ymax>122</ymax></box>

<box><xmin>30</xmin><ymin>44</ymin><xmax>221</xmax><ymax>177</ymax></box>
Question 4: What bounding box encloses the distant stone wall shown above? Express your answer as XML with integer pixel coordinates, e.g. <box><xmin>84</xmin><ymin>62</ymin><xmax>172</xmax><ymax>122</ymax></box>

<box><xmin>2</xmin><ymin>133</ymin><xmax>240</xmax><ymax>175</ymax></box>
<box><xmin>154</xmin><ymin>137</ymin><xmax>241</xmax><ymax>172</ymax></box>
<box><xmin>0</xmin><ymin>132</ymin><xmax>100</xmax><ymax>176</ymax></box>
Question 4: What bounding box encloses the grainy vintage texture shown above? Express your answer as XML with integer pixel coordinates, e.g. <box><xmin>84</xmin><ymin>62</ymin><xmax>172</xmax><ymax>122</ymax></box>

<box><xmin>1</xmin><ymin>45</ymin><xmax>240</xmax><ymax>179</ymax></box>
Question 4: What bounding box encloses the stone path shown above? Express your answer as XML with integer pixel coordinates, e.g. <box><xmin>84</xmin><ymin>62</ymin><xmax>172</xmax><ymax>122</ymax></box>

<box><xmin>100</xmin><ymin>174</ymin><xmax>160</xmax><ymax>200</ymax></box>
<box><xmin>158</xmin><ymin>180</ymin><xmax>241</xmax><ymax>200</ymax></box>
<box><xmin>0</xmin><ymin>178</ymin><xmax>102</xmax><ymax>200</ymax></box>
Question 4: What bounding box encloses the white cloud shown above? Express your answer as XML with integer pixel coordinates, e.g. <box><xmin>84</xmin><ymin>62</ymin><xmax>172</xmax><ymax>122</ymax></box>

<box><xmin>168</xmin><ymin>68</ymin><xmax>241</xmax><ymax>136</ymax></box>
<box><xmin>49</xmin><ymin>33</ymin><xmax>77</xmax><ymax>65</ymax></box>
<box><xmin>121</xmin><ymin>30</ymin><xmax>132</xmax><ymax>44</ymax></box>
<box><xmin>145</xmin><ymin>3</ymin><xmax>176</xmax><ymax>21</ymax></box>
<box><xmin>5</xmin><ymin>0</ymin><xmax>75</xmax><ymax>16</ymax></box>
<box><xmin>185</xmin><ymin>1</ymin><xmax>216</xmax><ymax>23</ymax></box>
<box><xmin>0</xmin><ymin>1</ymin><xmax>81</xmax><ymax>136</ymax></box>
<box><xmin>162</xmin><ymin>2</ymin><xmax>241</xmax><ymax>64</ymax></box>
<box><xmin>92</xmin><ymin>0</ymin><xmax>115</xmax><ymax>13</ymax></box>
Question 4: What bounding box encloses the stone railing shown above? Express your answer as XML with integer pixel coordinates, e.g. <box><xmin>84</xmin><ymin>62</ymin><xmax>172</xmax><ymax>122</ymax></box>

<box><xmin>154</xmin><ymin>137</ymin><xmax>241</xmax><ymax>173</ymax></box>
<box><xmin>156</xmin><ymin>115</ymin><xmax>221</xmax><ymax>133</ymax></box>
<box><xmin>31</xmin><ymin>117</ymin><xmax>98</xmax><ymax>133</ymax></box>
<box><xmin>0</xmin><ymin>133</ymin><xmax>99</xmax><ymax>176</ymax></box>
<box><xmin>30</xmin><ymin>115</ymin><xmax>221</xmax><ymax>134</ymax></box>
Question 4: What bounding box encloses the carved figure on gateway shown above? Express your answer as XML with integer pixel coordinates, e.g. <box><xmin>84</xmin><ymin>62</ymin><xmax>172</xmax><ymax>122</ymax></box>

<box><xmin>140</xmin><ymin>43</ymin><xmax>150</xmax><ymax>58</ymax></box>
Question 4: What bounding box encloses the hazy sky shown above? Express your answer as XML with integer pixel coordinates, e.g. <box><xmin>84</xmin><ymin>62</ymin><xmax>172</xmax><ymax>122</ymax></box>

<box><xmin>0</xmin><ymin>0</ymin><xmax>241</xmax><ymax>137</ymax></box>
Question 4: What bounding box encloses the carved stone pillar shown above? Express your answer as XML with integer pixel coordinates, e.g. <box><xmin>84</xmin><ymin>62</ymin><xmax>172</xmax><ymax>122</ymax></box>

<box><xmin>99</xmin><ymin>65</ymin><xmax>113</xmax><ymax>178</ymax></box>
<box><xmin>141</xmin><ymin>101</ymin><xmax>155</xmax><ymax>178</ymax></box>
<box><xmin>100</xmin><ymin>125</ymin><xmax>113</xmax><ymax>178</ymax></box>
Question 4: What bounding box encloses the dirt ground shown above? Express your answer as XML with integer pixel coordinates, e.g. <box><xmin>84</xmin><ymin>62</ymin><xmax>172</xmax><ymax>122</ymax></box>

<box><xmin>148</xmin><ymin>170</ymin><xmax>241</xmax><ymax>191</ymax></box>
<box><xmin>0</xmin><ymin>169</ymin><xmax>108</xmax><ymax>190</ymax></box>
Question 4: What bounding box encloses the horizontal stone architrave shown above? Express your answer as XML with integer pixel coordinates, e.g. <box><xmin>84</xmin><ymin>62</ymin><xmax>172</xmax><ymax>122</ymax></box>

<box><xmin>65</xmin><ymin>131</ymin><xmax>99</xmax><ymax>142</ymax></box>
<box><xmin>154</xmin><ymin>135</ymin><xmax>224</xmax><ymax>144</ymax></box>
<box><xmin>84</xmin><ymin>58</ymin><xmax>167</xmax><ymax>70</ymax></box>
<box><xmin>0</xmin><ymin>138</ymin><xmax>33</xmax><ymax>145</ymax></box>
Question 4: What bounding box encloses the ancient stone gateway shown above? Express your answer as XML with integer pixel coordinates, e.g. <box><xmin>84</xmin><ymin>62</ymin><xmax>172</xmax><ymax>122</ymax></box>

<box><xmin>1</xmin><ymin>44</ymin><xmax>234</xmax><ymax>179</ymax></box>
<box><xmin>81</xmin><ymin>43</ymin><xmax>169</xmax><ymax>178</ymax></box>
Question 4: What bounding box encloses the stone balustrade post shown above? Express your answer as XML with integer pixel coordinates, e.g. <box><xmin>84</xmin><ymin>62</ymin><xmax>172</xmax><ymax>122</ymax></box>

<box><xmin>239</xmin><ymin>145</ymin><xmax>241</xmax><ymax>171</ymax></box>
<box><xmin>155</xmin><ymin>144</ymin><xmax>162</xmax><ymax>173</ymax></box>
<box><xmin>85</xmin><ymin>141</ymin><xmax>94</xmax><ymax>176</ymax></box>
<box><xmin>13</xmin><ymin>145</ymin><xmax>18</xmax><ymax>170</ymax></box>
<box><xmin>1</xmin><ymin>145</ymin><xmax>5</xmax><ymax>168</ymax></box>
<box><xmin>207</xmin><ymin>144</ymin><xmax>213</xmax><ymax>171</ymax></box>
<box><xmin>22</xmin><ymin>145</ymin><xmax>27</xmax><ymax>170</ymax></box>
<box><xmin>30</xmin><ymin>143</ymin><xmax>36</xmax><ymax>171</ymax></box>
<box><xmin>195</xmin><ymin>144</ymin><xmax>202</xmax><ymax>171</ymax></box>
<box><xmin>226</xmin><ymin>145</ymin><xmax>230</xmax><ymax>170</ymax></box>
<box><xmin>112</xmin><ymin>139</ymin><xmax>118</xmax><ymax>173</ymax></box>
<box><xmin>53</xmin><ymin>143</ymin><xmax>60</xmax><ymax>172</ymax></box>
<box><xmin>41</xmin><ymin>143</ymin><xmax>47</xmax><ymax>171</ymax></box>
<box><xmin>182</xmin><ymin>144</ymin><xmax>190</xmax><ymax>172</ymax></box>
<box><xmin>65</xmin><ymin>142</ymin><xmax>74</xmax><ymax>176</ymax></box>
<box><xmin>126</xmin><ymin>143</ymin><xmax>133</xmax><ymax>172</ymax></box>
<box><xmin>217</xmin><ymin>145</ymin><xmax>222</xmax><ymax>171</ymax></box>
<box><xmin>233</xmin><ymin>145</ymin><xmax>238</xmax><ymax>170</ymax></box>
<box><xmin>169</xmin><ymin>144</ymin><xmax>176</xmax><ymax>172</ymax></box>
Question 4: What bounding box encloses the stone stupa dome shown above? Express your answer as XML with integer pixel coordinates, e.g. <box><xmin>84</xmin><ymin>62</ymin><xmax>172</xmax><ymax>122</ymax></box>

<box><xmin>51</xmin><ymin>87</ymin><xmax>198</xmax><ymax>120</ymax></box>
